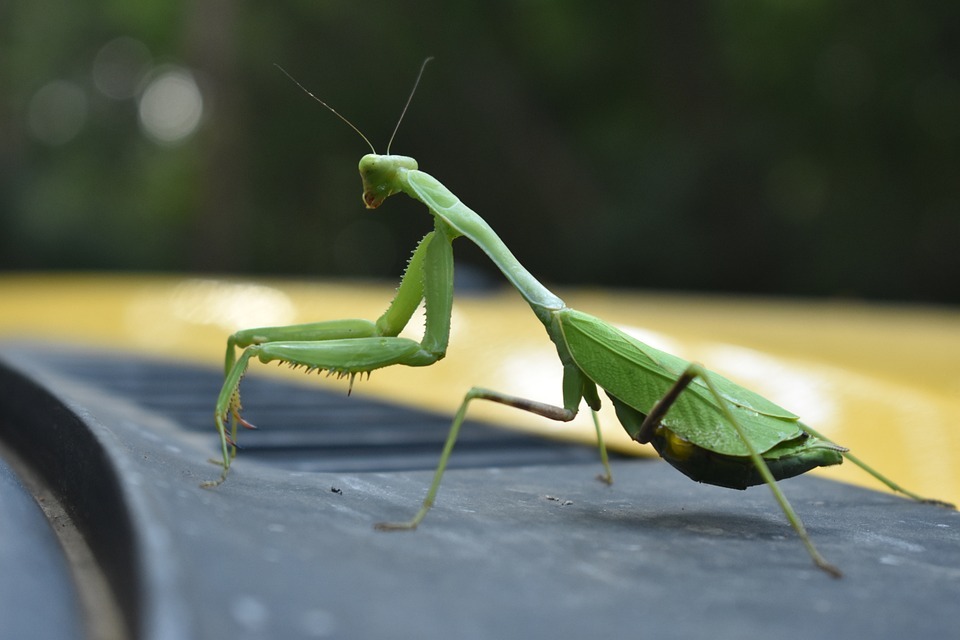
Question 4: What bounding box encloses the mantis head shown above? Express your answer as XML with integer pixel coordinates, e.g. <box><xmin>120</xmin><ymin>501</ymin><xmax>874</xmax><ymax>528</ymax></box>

<box><xmin>274</xmin><ymin>59</ymin><xmax>431</xmax><ymax>209</ymax></box>
<box><xmin>359</xmin><ymin>154</ymin><xmax>418</xmax><ymax>209</ymax></box>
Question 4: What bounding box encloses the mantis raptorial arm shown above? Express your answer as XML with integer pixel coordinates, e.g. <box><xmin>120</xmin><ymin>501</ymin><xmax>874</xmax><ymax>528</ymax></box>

<box><xmin>207</xmin><ymin>225</ymin><xmax>455</xmax><ymax>485</ymax></box>
<box><xmin>223</xmin><ymin>229</ymin><xmax>435</xmax><ymax>373</ymax></box>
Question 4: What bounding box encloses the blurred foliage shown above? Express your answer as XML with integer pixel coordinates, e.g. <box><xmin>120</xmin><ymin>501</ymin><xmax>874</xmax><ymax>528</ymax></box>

<box><xmin>2</xmin><ymin>1</ymin><xmax>958</xmax><ymax>302</ymax></box>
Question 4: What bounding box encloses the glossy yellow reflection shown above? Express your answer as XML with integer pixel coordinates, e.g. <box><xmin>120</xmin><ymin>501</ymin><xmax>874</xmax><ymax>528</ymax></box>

<box><xmin>1</xmin><ymin>273</ymin><xmax>957</xmax><ymax>506</ymax></box>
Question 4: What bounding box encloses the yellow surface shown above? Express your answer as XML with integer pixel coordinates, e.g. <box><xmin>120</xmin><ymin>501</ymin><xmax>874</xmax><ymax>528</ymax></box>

<box><xmin>1</xmin><ymin>273</ymin><xmax>958</xmax><ymax>506</ymax></box>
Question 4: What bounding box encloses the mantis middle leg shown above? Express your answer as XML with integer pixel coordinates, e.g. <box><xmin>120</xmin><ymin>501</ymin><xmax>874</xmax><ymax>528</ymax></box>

<box><xmin>375</xmin><ymin>368</ymin><xmax>614</xmax><ymax>531</ymax></box>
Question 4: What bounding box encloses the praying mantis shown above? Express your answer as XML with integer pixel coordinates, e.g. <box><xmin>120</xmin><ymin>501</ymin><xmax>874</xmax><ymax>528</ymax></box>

<box><xmin>208</xmin><ymin>61</ymin><xmax>954</xmax><ymax>578</ymax></box>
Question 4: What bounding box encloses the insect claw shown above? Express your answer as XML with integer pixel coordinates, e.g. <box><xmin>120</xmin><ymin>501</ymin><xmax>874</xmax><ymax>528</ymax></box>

<box><xmin>229</xmin><ymin>406</ymin><xmax>257</xmax><ymax>430</ymax></box>
<box><xmin>817</xmin><ymin>559</ymin><xmax>843</xmax><ymax>579</ymax></box>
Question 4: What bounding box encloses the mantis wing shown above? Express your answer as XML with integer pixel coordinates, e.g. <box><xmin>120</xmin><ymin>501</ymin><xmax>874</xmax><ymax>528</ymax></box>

<box><xmin>558</xmin><ymin>309</ymin><xmax>805</xmax><ymax>457</ymax></box>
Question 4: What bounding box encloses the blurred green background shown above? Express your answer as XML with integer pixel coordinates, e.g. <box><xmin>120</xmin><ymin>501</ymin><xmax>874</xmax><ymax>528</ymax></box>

<box><xmin>3</xmin><ymin>2</ymin><xmax>958</xmax><ymax>303</ymax></box>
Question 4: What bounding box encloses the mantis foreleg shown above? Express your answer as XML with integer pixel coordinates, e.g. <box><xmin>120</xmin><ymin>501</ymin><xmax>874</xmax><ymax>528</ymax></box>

<box><xmin>223</xmin><ymin>230</ymin><xmax>438</xmax><ymax>372</ymax></box>
<box><xmin>208</xmin><ymin>225</ymin><xmax>455</xmax><ymax>485</ymax></box>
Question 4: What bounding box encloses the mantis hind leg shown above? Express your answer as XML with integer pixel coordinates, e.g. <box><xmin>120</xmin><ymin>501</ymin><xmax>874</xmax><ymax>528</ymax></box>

<box><xmin>637</xmin><ymin>364</ymin><xmax>843</xmax><ymax>578</ymax></box>
<box><xmin>374</xmin><ymin>387</ymin><xmax>612</xmax><ymax>531</ymax></box>
<box><xmin>796</xmin><ymin>424</ymin><xmax>955</xmax><ymax>509</ymax></box>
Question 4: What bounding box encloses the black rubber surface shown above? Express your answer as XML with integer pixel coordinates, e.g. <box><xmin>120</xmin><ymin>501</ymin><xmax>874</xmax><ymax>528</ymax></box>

<box><xmin>1</xmin><ymin>344</ymin><xmax>958</xmax><ymax>640</ymax></box>
<box><xmin>0</xmin><ymin>456</ymin><xmax>86</xmax><ymax>640</ymax></box>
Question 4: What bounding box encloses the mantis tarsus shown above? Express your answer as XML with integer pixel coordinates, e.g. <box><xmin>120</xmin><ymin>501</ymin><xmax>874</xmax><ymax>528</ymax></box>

<box><xmin>208</xmin><ymin>60</ymin><xmax>954</xmax><ymax>578</ymax></box>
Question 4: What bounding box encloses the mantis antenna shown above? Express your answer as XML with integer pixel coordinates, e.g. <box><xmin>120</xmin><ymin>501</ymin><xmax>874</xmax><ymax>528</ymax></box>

<box><xmin>274</xmin><ymin>57</ymin><xmax>434</xmax><ymax>155</ymax></box>
<box><xmin>273</xmin><ymin>63</ymin><xmax>376</xmax><ymax>154</ymax></box>
<box><xmin>386</xmin><ymin>56</ymin><xmax>434</xmax><ymax>154</ymax></box>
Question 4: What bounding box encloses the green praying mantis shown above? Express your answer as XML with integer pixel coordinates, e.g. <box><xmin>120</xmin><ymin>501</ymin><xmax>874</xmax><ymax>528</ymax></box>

<box><xmin>208</xmin><ymin>60</ymin><xmax>954</xmax><ymax>578</ymax></box>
